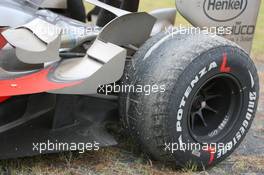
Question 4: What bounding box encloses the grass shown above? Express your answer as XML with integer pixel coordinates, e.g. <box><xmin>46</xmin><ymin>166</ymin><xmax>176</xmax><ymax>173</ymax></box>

<box><xmin>252</xmin><ymin>2</ymin><xmax>264</xmax><ymax>61</ymax></box>
<box><xmin>0</xmin><ymin>139</ymin><xmax>196</xmax><ymax>175</ymax></box>
<box><xmin>1</xmin><ymin>1</ymin><xmax>264</xmax><ymax>175</ymax></box>
<box><xmin>1</xmin><ymin>146</ymin><xmax>264</xmax><ymax>175</ymax></box>
<box><xmin>138</xmin><ymin>0</ymin><xmax>264</xmax><ymax>61</ymax></box>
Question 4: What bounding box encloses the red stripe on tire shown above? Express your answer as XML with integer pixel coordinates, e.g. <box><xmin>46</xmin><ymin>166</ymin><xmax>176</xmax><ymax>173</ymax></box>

<box><xmin>220</xmin><ymin>53</ymin><xmax>231</xmax><ymax>73</ymax></box>
<box><xmin>203</xmin><ymin>147</ymin><xmax>216</xmax><ymax>165</ymax></box>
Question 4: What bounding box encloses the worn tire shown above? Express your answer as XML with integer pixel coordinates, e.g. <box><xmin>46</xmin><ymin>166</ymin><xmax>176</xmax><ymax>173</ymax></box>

<box><xmin>119</xmin><ymin>32</ymin><xmax>259</xmax><ymax>169</ymax></box>
<box><xmin>119</xmin><ymin>32</ymin><xmax>168</xmax><ymax>131</ymax></box>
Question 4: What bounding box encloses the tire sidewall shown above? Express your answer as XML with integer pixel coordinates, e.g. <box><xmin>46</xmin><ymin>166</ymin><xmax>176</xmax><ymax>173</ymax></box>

<box><xmin>167</xmin><ymin>46</ymin><xmax>259</xmax><ymax>167</ymax></box>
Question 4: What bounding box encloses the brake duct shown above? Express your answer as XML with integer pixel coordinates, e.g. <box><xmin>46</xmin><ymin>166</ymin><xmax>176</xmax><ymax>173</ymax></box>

<box><xmin>50</xmin><ymin>12</ymin><xmax>156</xmax><ymax>95</ymax></box>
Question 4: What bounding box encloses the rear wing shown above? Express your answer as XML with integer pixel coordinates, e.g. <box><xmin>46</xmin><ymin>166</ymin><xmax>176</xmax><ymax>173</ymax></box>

<box><xmin>176</xmin><ymin>0</ymin><xmax>261</xmax><ymax>53</ymax></box>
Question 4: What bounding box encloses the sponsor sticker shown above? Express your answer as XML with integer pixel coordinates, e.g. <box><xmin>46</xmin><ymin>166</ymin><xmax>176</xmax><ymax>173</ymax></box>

<box><xmin>203</xmin><ymin>0</ymin><xmax>248</xmax><ymax>22</ymax></box>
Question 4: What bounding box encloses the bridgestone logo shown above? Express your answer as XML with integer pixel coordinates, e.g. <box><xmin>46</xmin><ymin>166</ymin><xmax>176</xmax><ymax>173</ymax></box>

<box><xmin>207</xmin><ymin>0</ymin><xmax>244</xmax><ymax>11</ymax></box>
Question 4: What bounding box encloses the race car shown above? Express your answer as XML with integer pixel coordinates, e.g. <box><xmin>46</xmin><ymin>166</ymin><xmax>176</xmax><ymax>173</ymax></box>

<box><xmin>0</xmin><ymin>0</ymin><xmax>261</xmax><ymax>170</ymax></box>
<box><xmin>31</xmin><ymin>0</ymin><xmax>86</xmax><ymax>22</ymax></box>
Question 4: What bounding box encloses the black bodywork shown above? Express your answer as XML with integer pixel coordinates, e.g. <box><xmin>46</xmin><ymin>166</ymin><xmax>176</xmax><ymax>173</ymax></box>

<box><xmin>0</xmin><ymin>94</ymin><xmax>118</xmax><ymax>159</ymax></box>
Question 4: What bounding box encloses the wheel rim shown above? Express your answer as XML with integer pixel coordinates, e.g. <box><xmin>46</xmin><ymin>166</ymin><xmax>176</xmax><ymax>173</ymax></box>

<box><xmin>188</xmin><ymin>74</ymin><xmax>243</xmax><ymax>142</ymax></box>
